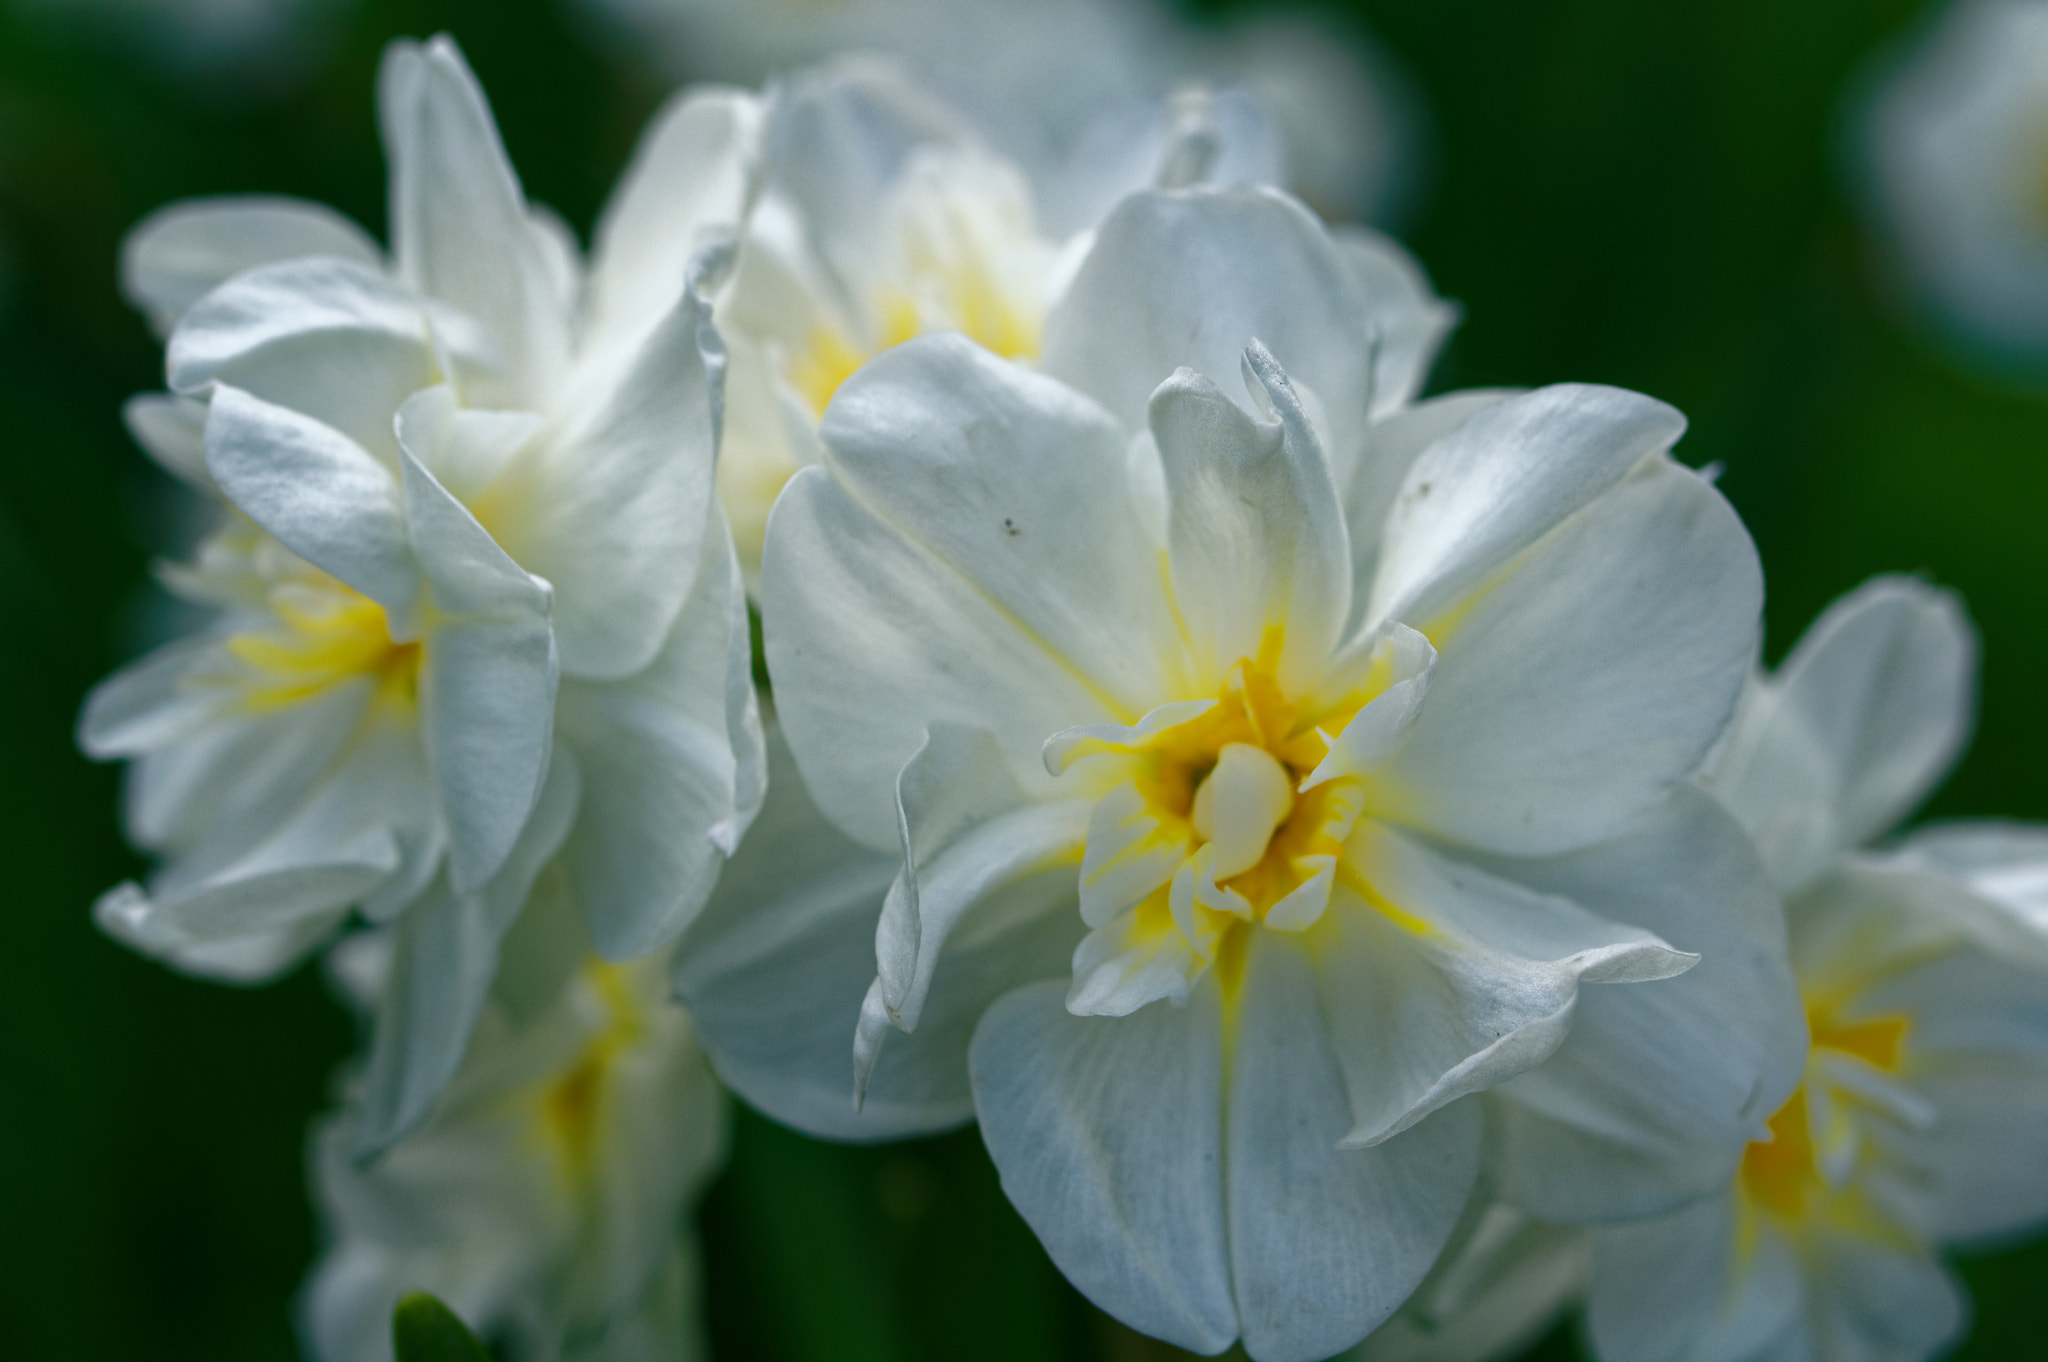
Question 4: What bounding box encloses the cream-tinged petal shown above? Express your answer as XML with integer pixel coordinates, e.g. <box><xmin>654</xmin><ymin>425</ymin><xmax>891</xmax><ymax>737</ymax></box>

<box><xmin>970</xmin><ymin>979</ymin><xmax>1238</xmax><ymax>1355</ymax></box>
<box><xmin>1362</xmin><ymin>384</ymin><xmax>1688</xmax><ymax>633</ymax></box>
<box><xmin>1303</xmin><ymin>624</ymin><xmax>1436</xmax><ymax>788</ymax></box>
<box><xmin>1075</xmin><ymin>781</ymin><xmax>1193</xmax><ymax>928</ymax></box>
<box><xmin>379</xmin><ymin>37</ymin><xmax>568</xmax><ymax>401</ymax></box>
<box><xmin>169</xmin><ymin>257</ymin><xmax>443</xmax><ymax>463</ymax></box>
<box><xmin>1151</xmin><ymin>347</ymin><xmax>1350</xmax><ymax>694</ymax></box>
<box><xmin>1319</xmin><ymin>821</ymin><xmax>1693</xmax><ymax>1150</ymax></box>
<box><xmin>203</xmin><ymin>386</ymin><xmax>419</xmax><ymax>622</ymax></box>
<box><xmin>590</xmin><ymin>88</ymin><xmax>762</xmax><ymax>351</ymax></box>
<box><xmin>1041</xmin><ymin>186</ymin><xmax>1376</xmax><ymax>469</ymax></box>
<box><xmin>122</xmin><ymin>195</ymin><xmax>381</xmax><ymax>336</ymax></box>
<box><xmin>1229</xmin><ymin>930</ymin><xmax>1480</xmax><ymax>1362</ymax></box>
<box><xmin>1712</xmin><ymin>576</ymin><xmax>1976</xmax><ymax>894</ymax></box>
<box><xmin>555</xmin><ymin>507</ymin><xmax>763</xmax><ymax>959</ymax></box>
<box><xmin>353</xmin><ymin>748</ymin><xmax>581</xmax><ymax>1159</ymax></box>
<box><xmin>1480</xmin><ymin>788</ymin><xmax>1804</xmax><ymax>1222</ymax></box>
<box><xmin>1385</xmin><ymin>458</ymin><xmax>1759</xmax><ymax>856</ymax></box>
<box><xmin>122</xmin><ymin>393</ymin><xmax>215</xmax><ymax>489</ymax></box>
<box><xmin>403</xmin><ymin>451</ymin><xmax>557</xmax><ymax>894</ymax></box>
<box><xmin>507</xmin><ymin>278</ymin><xmax>721</xmax><ymax>681</ymax></box>
<box><xmin>1066</xmin><ymin>903</ymin><xmax>1205</xmax><ymax>1017</ymax></box>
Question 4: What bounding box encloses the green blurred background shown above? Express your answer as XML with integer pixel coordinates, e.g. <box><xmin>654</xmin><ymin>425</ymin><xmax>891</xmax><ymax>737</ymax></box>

<box><xmin>1</xmin><ymin>0</ymin><xmax>2042</xmax><ymax>1357</ymax></box>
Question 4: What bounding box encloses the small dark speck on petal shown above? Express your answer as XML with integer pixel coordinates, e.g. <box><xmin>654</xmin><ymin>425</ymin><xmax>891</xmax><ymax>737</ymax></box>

<box><xmin>1003</xmin><ymin>518</ymin><xmax>1020</xmax><ymax>536</ymax></box>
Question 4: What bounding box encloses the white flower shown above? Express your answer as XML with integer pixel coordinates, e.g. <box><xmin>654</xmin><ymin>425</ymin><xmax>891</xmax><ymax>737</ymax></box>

<box><xmin>1587</xmin><ymin>577</ymin><xmax>2048</xmax><ymax>1362</ymax></box>
<box><xmin>711</xmin><ymin>57</ymin><xmax>1287</xmax><ymax>581</ymax></box>
<box><xmin>727</xmin><ymin>183</ymin><xmax>1778</xmax><ymax>1359</ymax></box>
<box><xmin>80</xmin><ymin>35</ymin><xmax>765</xmax><ymax>1155</ymax></box>
<box><xmin>304</xmin><ymin>931</ymin><xmax>725</xmax><ymax>1362</ymax></box>
<box><xmin>1858</xmin><ymin>0</ymin><xmax>2048</xmax><ymax>366</ymax></box>
<box><xmin>576</xmin><ymin>0</ymin><xmax>1414</xmax><ymax>222</ymax></box>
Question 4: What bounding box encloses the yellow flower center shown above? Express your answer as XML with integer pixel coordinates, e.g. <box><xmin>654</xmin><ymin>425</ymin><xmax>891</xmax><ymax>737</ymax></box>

<box><xmin>538</xmin><ymin>962</ymin><xmax>645</xmax><ymax>1185</ymax></box>
<box><xmin>226</xmin><ymin>579</ymin><xmax>418</xmax><ymax>712</ymax></box>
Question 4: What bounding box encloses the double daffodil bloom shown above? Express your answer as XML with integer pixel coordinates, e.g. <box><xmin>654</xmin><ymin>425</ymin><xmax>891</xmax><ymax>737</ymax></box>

<box><xmin>81</xmin><ymin>35</ymin><xmax>764</xmax><ymax>1154</ymax></box>
<box><xmin>1585</xmin><ymin>578</ymin><xmax>2048</xmax><ymax>1362</ymax></box>
<box><xmin>712</xmin><ymin>57</ymin><xmax>1296</xmax><ymax>581</ymax></box>
<box><xmin>730</xmin><ymin>181</ymin><xmax>1780</xmax><ymax>1358</ymax></box>
<box><xmin>305</xmin><ymin>929</ymin><xmax>724</xmax><ymax>1362</ymax></box>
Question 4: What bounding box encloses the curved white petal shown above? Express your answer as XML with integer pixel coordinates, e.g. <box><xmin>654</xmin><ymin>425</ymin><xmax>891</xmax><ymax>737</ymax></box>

<box><xmin>379</xmin><ymin>37</ymin><xmax>568</xmax><ymax>400</ymax></box>
<box><xmin>590</xmin><ymin>88</ymin><xmax>762</xmax><ymax>351</ymax></box>
<box><xmin>1810</xmin><ymin>1240</ymin><xmax>1964</xmax><ymax>1362</ymax></box>
<box><xmin>353</xmin><ymin>748</ymin><xmax>581</xmax><ymax>1159</ymax></box>
<box><xmin>1586</xmin><ymin>1192</ymin><xmax>1800</xmax><ymax>1362</ymax></box>
<box><xmin>77</xmin><ymin>630</ymin><xmax>237</xmax><ymax>758</ymax></box>
<box><xmin>1385</xmin><ymin>458</ymin><xmax>1760</xmax><ymax>855</ymax></box>
<box><xmin>122</xmin><ymin>392</ymin><xmax>215</xmax><ymax>489</ymax></box>
<box><xmin>204</xmin><ymin>386</ymin><xmax>419</xmax><ymax>620</ymax></box>
<box><xmin>506</xmin><ymin>278</ymin><xmax>722</xmax><ymax>681</ymax></box>
<box><xmin>169</xmin><ymin>257</ymin><xmax>441</xmax><ymax>462</ymax></box>
<box><xmin>970</xmin><ymin>979</ymin><xmax>1238</xmax><ymax>1354</ymax></box>
<box><xmin>1318</xmin><ymin>822</ymin><xmax>1692</xmax><ymax>1150</ymax></box>
<box><xmin>1229</xmin><ymin>929</ymin><xmax>1481</xmax><ymax>1362</ymax></box>
<box><xmin>95</xmin><ymin>881</ymin><xmax>344</xmax><ymax>984</ymax></box>
<box><xmin>1151</xmin><ymin>346</ymin><xmax>1351</xmax><ymax>694</ymax></box>
<box><xmin>1363</xmin><ymin>383</ymin><xmax>1689</xmax><ymax>632</ymax></box>
<box><xmin>763</xmin><ymin>343</ymin><xmax>1164</xmax><ymax>846</ymax></box>
<box><xmin>1479</xmin><ymin>788</ymin><xmax>1805</xmax><ymax>1222</ymax></box>
<box><xmin>1342</xmin><ymin>391</ymin><xmax>1516</xmax><ymax>600</ymax></box>
<box><xmin>1896</xmin><ymin>820</ymin><xmax>2048</xmax><ymax>940</ymax></box>
<box><xmin>1330</xmin><ymin>225</ymin><xmax>1459</xmax><ymax>419</ymax></box>
<box><xmin>1710</xmin><ymin>575</ymin><xmax>1976</xmax><ymax>894</ymax></box>
<box><xmin>1040</xmin><ymin>186</ymin><xmax>1377</xmax><ymax>470</ymax></box>
<box><xmin>122</xmin><ymin>194</ymin><xmax>380</xmax><ymax>337</ymax></box>
<box><xmin>555</xmin><ymin>507</ymin><xmax>763</xmax><ymax>959</ymax></box>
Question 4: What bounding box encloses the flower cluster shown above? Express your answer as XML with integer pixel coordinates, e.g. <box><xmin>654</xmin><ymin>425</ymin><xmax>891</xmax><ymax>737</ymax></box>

<box><xmin>84</xmin><ymin>25</ymin><xmax>2048</xmax><ymax>1362</ymax></box>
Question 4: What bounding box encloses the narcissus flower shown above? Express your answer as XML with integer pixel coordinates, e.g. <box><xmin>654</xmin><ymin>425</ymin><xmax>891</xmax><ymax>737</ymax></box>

<box><xmin>711</xmin><ymin>58</ymin><xmax>1299</xmax><ymax>581</ymax></box>
<box><xmin>1586</xmin><ymin>578</ymin><xmax>2048</xmax><ymax>1362</ymax></box>
<box><xmin>305</xmin><ymin>931</ymin><xmax>725</xmax><ymax>1362</ymax></box>
<box><xmin>735</xmin><ymin>183</ymin><xmax>1777</xmax><ymax>1358</ymax></box>
<box><xmin>81</xmin><ymin>35</ymin><xmax>764</xmax><ymax>1154</ymax></box>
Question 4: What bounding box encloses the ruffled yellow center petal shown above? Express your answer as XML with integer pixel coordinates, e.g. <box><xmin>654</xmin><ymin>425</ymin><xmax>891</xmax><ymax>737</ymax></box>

<box><xmin>227</xmin><ymin>579</ymin><xmax>418</xmax><ymax>712</ymax></box>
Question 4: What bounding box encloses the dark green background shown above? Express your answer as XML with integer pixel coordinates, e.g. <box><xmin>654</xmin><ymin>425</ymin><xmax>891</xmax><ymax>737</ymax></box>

<box><xmin>1</xmin><ymin>0</ymin><xmax>2041</xmax><ymax>1357</ymax></box>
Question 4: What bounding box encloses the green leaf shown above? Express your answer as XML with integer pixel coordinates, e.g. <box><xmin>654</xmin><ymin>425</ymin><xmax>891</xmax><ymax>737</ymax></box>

<box><xmin>392</xmin><ymin>1292</ymin><xmax>491</xmax><ymax>1362</ymax></box>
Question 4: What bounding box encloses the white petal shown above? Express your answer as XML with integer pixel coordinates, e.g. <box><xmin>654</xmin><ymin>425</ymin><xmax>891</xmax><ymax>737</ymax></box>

<box><xmin>590</xmin><ymin>88</ymin><xmax>762</xmax><ymax>350</ymax></box>
<box><xmin>204</xmin><ymin>385</ymin><xmax>419</xmax><ymax>620</ymax></box>
<box><xmin>1809</xmin><ymin>1241</ymin><xmax>1964</xmax><ymax>1362</ymax></box>
<box><xmin>168</xmin><ymin>256</ymin><xmax>441</xmax><ymax>462</ymax></box>
<box><xmin>352</xmin><ymin>746</ymin><xmax>581</xmax><ymax>1158</ymax></box>
<box><xmin>1041</xmin><ymin>186</ymin><xmax>1377</xmax><ymax>470</ymax></box>
<box><xmin>391</xmin><ymin>384</ymin><xmax>542</xmax><ymax>508</ymax></box>
<box><xmin>1897</xmin><ymin>819</ymin><xmax>2048</xmax><ymax>940</ymax></box>
<box><xmin>1480</xmin><ymin>788</ymin><xmax>1805</xmax><ymax>1221</ymax></box>
<box><xmin>1348</xmin><ymin>1201</ymin><xmax>1587</xmax><ymax>1362</ymax></box>
<box><xmin>1330</xmin><ymin>225</ymin><xmax>1459</xmax><ymax>418</ymax></box>
<box><xmin>763</xmin><ymin>342</ymin><xmax>1163</xmax><ymax>846</ymax></box>
<box><xmin>1363</xmin><ymin>384</ymin><xmax>1689</xmax><ymax>632</ymax></box>
<box><xmin>1710</xmin><ymin>575</ymin><xmax>1976</xmax><ymax>893</ymax></box>
<box><xmin>1386</xmin><ymin>458</ymin><xmax>1760</xmax><ymax>855</ymax></box>
<box><xmin>1342</xmin><ymin>391</ymin><xmax>1515</xmax><ymax>601</ymax></box>
<box><xmin>1586</xmin><ymin>1192</ymin><xmax>1799</xmax><ymax>1362</ymax></box>
<box><xmin>970</xmin><ymin>979</ymin><xmax>1238</xmax><ymax>1354</ymax></box>
<box><xmin>1320</xmin><ymin>821</ymin><xmax>1693</xmax><ymax>1149</ymax></box>
<box><xmin>379</xmin><ymin>37</ymin><xmax>568</xmax><ymax>400</ymax></box>
<box><xmin>1228</xmin><ymin>930</ymin><xmax>1481</xmax><ymax>1362</ymax></box>
<box><xmin>1304</xmin><ymin>624</ymin><xmax>1436</xmax><ymax>788</ymax></box>
<box><xmin>121</xmin><ymin>194</ymin><xmax>380</xmax><ymax>336</ymax></box>
<box><xmin>555</xmin><ymin>506</ymin><xmax>763</xmax><ymax>958</ymax></box>
<box><xmin>506</xmin><ymin>277</ymin><xmax>721</xmax><ymax>681</ymax></box>
<box><xmin>1151</xmin><ymin>346</ymin><xmax>1351</xmax><ymax>694</ymax></box>
<box><xmin>77</xmin><ymin>630</ymin><xmax>234</xmax><ymax>758</ymax></box>
<box><xmin>95</xmin><ymin>880</ymin><xmax>349</xmax><ymax>985</ymax></box>
<box><xmin>122</xmin><ymin>393</ymin><xmax>215</xmax><ymax>489</ymax></box>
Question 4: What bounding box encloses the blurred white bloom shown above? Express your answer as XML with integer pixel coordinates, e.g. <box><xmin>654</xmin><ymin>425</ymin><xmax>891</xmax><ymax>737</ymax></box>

<box><xmin>81</xmin><ymin>35</ymin><xmax>765</xmax><ymax>1155</ymax></box>
<box><xmin>1859</xmin><ymin>0</ymin><xmax>2048</xmax><ymax>367</ymax></box>
<box><xmin>306</xmin><ymin>931</ymin><xmax>725</xmax><ymax>1362</ymax></box>
<box><xmin>711</xmin><ymin>58</ymin><xmax>1277</xmax><ymax>580</ymax></box>
<box><xmin>576</xmin><ymin>0</ymin><xmax>1420</xmax><ymax>224</ymax></box>
<box><xmin>12</xmin><ymin>0</ymin><xmax>349</xmax><ymax>85</ymax></box>
<box><xmin>1586</xmin><ymin>577</ymin><xmax>2048</xmax><ymax>1362</ymax></box>
<box><xmin>730</xmin><ymin>183</ymin><xmax>1780</xmax><ymax>1358</ymax></box>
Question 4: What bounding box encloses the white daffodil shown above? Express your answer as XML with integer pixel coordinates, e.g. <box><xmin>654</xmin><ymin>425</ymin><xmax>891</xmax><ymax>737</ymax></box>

<box><xmin>729</xmin><ymin>180</ymin><xmax>1779</xmax><ymax>1358</ymax></box>
<box><xmin>577</xmin><ymin>0</ymin><xmax>1413</xmax><ymax>223</ymax></box>
<box><xmin>304</xmin><ymin>928</ymin><xmax>725</xmax><ymax>1362</ymax></box>
<box><xmin>80</xmin><ymin>35</ymin><xmax>765</xmax><ymax>1154</ymax></box>
<box><xmin>711</xmin><ymin>56</ymin><xmax>1294</xmax><ymax>582</ymax></box>
<box><xmin>1586</xmin><ymin>577</ymin><xmax>2048</xmax><ymax>1362</ymax></box>
<box><xmin>1858</xmin><ymin>0</ymin><xmax>2048</xmax><ymax>366</ymax></box>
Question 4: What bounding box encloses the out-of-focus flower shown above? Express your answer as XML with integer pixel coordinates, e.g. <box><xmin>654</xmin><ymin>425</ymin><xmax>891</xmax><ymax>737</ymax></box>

<box><xmin>1858</xmin><ymin>0</ymin><xmax>2048</xmax><ymax>370</ymax></box>
<box><xmin>1584</xmin><ymin>577</ymin><xmax>2048</xmax><ymax>1362</ymax></box>
<box><xmin>575</xmin><ymin>0</ymin><xmax>1421</xmax><ymax>225</ymax></box>
<box><xmin>710</xmin><ymin>58</ymin><xmax>1279</xmax><ymax>581</ymax></box>
<box><xmin>11</xmin><ymin>0</ymin><xmax>352</xmax><ymax>89</ymax></box>
<box><xmin>724</xmin><ymin>181</ymin><xmax>1781</xmax><ymax>1358</ymax></box>
<box><xmin>80</xmin><ymin>35</ymin><xmax>765</xmax><ymax>1156</ymax></box>
<box><xmin>305</xmin><ymin>929</ymin><xmax>725</xmax><ymax>1362</ymax></box>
